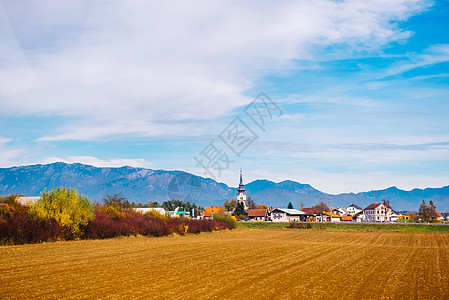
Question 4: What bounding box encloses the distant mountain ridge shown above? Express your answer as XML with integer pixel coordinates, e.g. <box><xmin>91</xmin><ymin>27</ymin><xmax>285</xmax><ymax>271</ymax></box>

<box><xmin>0</xmin><ymin>162</ymin><xmax>448</xmax><ymax>211</ymax></box>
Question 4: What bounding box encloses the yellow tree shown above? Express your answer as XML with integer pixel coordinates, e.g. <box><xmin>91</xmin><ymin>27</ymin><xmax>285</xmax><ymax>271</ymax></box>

<box><xmin>29</xmin><ymin>187</ymin><xmax>94</xmax><ymax>236</ymax></box>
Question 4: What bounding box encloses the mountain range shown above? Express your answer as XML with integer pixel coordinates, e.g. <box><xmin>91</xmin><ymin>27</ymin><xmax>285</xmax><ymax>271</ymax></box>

<box><xmin>0</xmin><ymin>162</ymin><xmax>448</xmax><ymax>211</ymax></box>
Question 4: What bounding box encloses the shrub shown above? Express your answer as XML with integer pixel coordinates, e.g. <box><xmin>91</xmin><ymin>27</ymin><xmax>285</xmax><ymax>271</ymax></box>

<box><xmin>0</xmin><ymin>194</ymin><xmax>28</xmax><ymax>216</ymax></box>
<box><xmin>29</xmin><ymin>187</ymin><xmax>94</xmax><ymax>237</ymax></box>
<box><xmin>213</xmin><ymin>211</ymin><xmax>237</xmax><ymax>229</ymax></box>
<box><xmin>0</xmin><ymin>213</ymin><xmax>64</xmax><ymax>245</ymax></box>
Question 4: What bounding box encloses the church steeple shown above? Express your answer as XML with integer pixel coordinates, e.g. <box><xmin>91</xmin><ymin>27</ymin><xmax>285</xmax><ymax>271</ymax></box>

<box><xmin>238</xmin><ymin>169</ymin><xmax>245</xmax><ymax>194</ymax></box>
<box><xmin>236</xmin><ymin>170</ymin><xmax>247</xmax><ymax>210</ymax></box>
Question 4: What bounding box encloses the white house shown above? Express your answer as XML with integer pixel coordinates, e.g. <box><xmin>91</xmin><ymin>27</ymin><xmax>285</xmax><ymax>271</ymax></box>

<box><xmin>364</xmin><ymin>200</ymin><xmax>395</xmax><ymax>222</ymax></box>
<box><xmin>15</xmin><ymin>196</ymin><xmax>41</xmax><ymax>206</ymax></box>
<box><xmin>332</xmin><ymin>207</ymin><xmax>346</xmax><ymax>216</ymax></box>
<box><xmin>346</xmin><ymin>204</ymin><xmax>363</xmax><ymax>216</ymax></box>
<box><xmin>134</xmin><ymin>207</ymin><xmax>166</xmax><ymax>215</ymax></box>
<box><xmin>352</xmin><ymin>211</ymin><xmax>366</xmax><ymax>222</ymax></box>
<box><xmin>267</xmin><ymin>208</ymin><xmax>306</xmax><ymax>222</ymax></box>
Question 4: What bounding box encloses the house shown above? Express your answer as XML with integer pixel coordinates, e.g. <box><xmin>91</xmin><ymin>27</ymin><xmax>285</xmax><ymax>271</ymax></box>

<box><xmin>134</xmin><ymin>207</ymin><xmax>166</xmax><ymax>215</ymax></box>
<box><xmin>397</xmin><ymin>213</ymin><xmax>410</xmax><ymax>221</ymax></box>
<box><xmin>267</xmin><ymin>208</ymin><xmax>306</xmax><ymax>222</ymax></box>
<box><xmin>319</xmin><ymin>212</ymin><xmax>341</xmax><ymax>222</ymax></box>
<box><xmin>301</xmin><ymin>207</ymin><xmax>323</xmax><ymax>221</ymax></box>
<box><xmin>332</xmin><ymin>207</ymin><xmax>346</xmax><ymax>216</ymax></box>
<box><xmin>248</xmin><ymin>209</ymin><xmax>267</xmax><ymax>221</ymax></box>
<box><xmin>390</xmin><ymin>212</ymin><xmax>398</xmax><ymax>222</ymax></box>
<box><xmin>15</xmin><ymin>196</ymin><xmax>41</xmax><ymax>206</ymax></box>
<box><xmin>341</xmin><ymin>215</ymin><xmax>354</xmax><ymax>222</ymax></box>
<box><xmin>435</xmin><ymin>212</ymin><xmax>444</xmax><ymax>222</ymax></box>
<box><xmin>441</xmin><ymin>212</ymin><xmax>449</xmax><ymax>222</ymax></box>
<box><xmin>352</xmin><ymin>211</ymin><xmax>366</xmax><ymax>222</ymax></box>
<box><xmin>346</xmin><ymin>204</ymin><xmax>363</xmax><ymax>216</ymax></box>
<box><xmin>202</xmin><ymin>211</ymin><xmax>212</xmax><ymax>219</ymax></box>
<box><xmin>364</xmin><ymin>200</ymin><xmax>396</xmax><ymax>222</ymax></box>
<box><xmin>205</xmin><ymin>206</ymin><xmax>226</xmax><ymax>215</ymax></box>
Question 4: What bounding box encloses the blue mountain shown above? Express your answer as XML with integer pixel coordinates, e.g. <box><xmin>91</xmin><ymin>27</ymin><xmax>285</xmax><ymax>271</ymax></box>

<box><xmin>0</xmin><ymin>162</ymin><xmax>448</xmax><ymax>211</ymax></box>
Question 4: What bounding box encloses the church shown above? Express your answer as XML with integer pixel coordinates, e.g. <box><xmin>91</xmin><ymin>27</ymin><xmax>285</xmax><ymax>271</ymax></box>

<box><xmin>236</xmin><ymin>170</ymin><xmax>248</xmax><ymax>210</ymax></box>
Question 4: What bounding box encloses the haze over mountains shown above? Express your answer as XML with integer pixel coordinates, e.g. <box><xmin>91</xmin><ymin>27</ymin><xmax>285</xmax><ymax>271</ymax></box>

<box><xmin>0</xmin><ymin>162</ymin><xmax>448</xmax><ymax>211</ymax></box>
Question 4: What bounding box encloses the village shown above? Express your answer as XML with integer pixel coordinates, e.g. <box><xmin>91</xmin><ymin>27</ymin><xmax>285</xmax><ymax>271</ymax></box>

<box><xmin>128</xmin><ymin>171</ymin><xmax>449</xmax><ymax>223</ymax></box>
<box><xmin>200</xmin><ymin>172</ymin><xmax>448</xmax><ymax>223</ymax></box>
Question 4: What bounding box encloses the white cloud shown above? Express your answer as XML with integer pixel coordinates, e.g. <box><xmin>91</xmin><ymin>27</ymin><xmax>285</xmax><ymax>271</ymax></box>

<box><xmin>379</xmin><ymin>44</ymin><xmax>449</xmax><ymax>78</ymax></box>
<box><xmin>0</xmin><ymin>0</ymin><xmax>431</xmax><ymax>141</ymax></box>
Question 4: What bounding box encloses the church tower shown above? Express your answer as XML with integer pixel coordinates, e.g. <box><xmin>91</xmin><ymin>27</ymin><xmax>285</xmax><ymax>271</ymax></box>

<box><xmin>237</xmin><ymin>170</ymin><xmax>248</xmax><ymax>210</ymax></box>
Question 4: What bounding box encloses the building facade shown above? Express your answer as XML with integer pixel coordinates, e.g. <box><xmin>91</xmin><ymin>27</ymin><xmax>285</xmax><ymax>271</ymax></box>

<box><xmin>267</xmin><ymin>208</ymin><xmax>305</xmax><ymax>222</ymax></box>
<box><xmin>364</xmin><ymin>200</ymin><xmax>395</xmax><ymax>222</ymax></box>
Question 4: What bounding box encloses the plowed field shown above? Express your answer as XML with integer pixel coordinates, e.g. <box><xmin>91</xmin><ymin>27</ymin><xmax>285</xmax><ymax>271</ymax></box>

<box><xmin>2</xmin><ymin>229</ymin><xmax>448</xmax><ymax>299</ymax></box>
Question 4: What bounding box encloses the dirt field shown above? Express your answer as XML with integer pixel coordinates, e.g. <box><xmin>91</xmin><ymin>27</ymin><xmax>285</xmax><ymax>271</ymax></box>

<box><xmin>1</xmin><ymin>229</ymin><xmax>449</xmax><ymax>299</ymax></box>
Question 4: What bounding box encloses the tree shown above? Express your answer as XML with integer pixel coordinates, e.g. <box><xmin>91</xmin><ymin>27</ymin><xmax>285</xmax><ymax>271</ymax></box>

<box><xmin>313</xmin><ymin>201</ymin><xmax>329</xmax><ymax>213</ymax></box>
<box><xmin>233</xmin><ymin>202</ymin><xmax>246</xmax><ymax>217</ymax></box>
<box><xmin>224</xmin><ymin>199</ymin><xmax>237</xmax><ymax>211</ymax></box>
<box><xmin>29</xmin><ymin>187</ymin><xmax>94</xmax><ymax>236</ymax></box>
<box><xmin>161</xmin><ymin>199</ymin><xmax>200</xmax><ymax>216</ymax></box>
<box><xmin>247</xmin><ymin>196</ymin><xmax>257</xmax><ymax>209</ymax></box>
<box><xmin>419</xmin><ymin>199</ymin><xmax>437</xmax><ymax>223</ymax></box>
<box><xmin>149</xmin><ymin>201</ymin><xmax>161</xmax><ymax>208</ymax></box>
<box><xmin>287</xmin><ymin>202</ymin><xmax>294</xmax><ymax>209</ymax></box>
<box><xmin>299</xmin><ymin>201</ymin><xmax>305</xmax><ymax>209</ymax></box>
<box><xmin>103</xmin><ymin>194</ymin><xmax>131</xmax><ymax>210</ymax></box>
<box><xmin>257</xmin><ymin>204</ymin><xmax>268</xmax><ymax>209</ymax></box>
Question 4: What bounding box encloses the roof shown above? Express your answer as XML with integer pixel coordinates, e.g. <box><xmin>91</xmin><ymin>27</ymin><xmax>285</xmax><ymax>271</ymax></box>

<box><xmin>436</xmin><ymin>212</ymin><xmax>442</xmax><ymax>218</ymax></box>
<box><xmin>271</xmin><ymin>208</ymin><xmax>305</xmax><ymax>215</ymax></box>
<box><xmin>134</xmin><ymin>207</ymin><xmax>166</xmax><ymax>214</ymax></box>
<box><xmin>323</xmin><ymin>212</ymin><xmax>342</xmax><ymax>218</ymax></box>
<box><xmin>248</xmin><ymin>209</ymin><xmax>267</xmax><ymax>217</ymax></box>
<box><xmin>347</xmin><ymin>204</ymin><xmax>363</xmax><ymax>210</ymax></box>
<box><xmin>203</xmin><ymin>211</ymin><xmax>211</xmax><ymax>217</ymax></box>
<box><xmin>301</xmin><ymin>207</ymin><xmax>323</xmax><ymax>215</ymax></box>
<box><xmin>364</xmin><ymin>203</ymin><xmax>382</xmax><ymax>210</ymax></box>
<box><xmin>205</xmin><ymin>206</ymin><xmax>225</xmax><ymax>214</ymax></box>
<box><xmin>15</xmin><ymin>196</ymin><xmax>41</xmax><ymax>206</ymax></box>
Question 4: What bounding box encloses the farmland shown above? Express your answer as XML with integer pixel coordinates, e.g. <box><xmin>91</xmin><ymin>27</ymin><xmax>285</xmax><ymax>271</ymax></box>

<box><xmin>2</xmin><ymin>229</ymin><xmax>449</xmax><ymax>299</ymax></box>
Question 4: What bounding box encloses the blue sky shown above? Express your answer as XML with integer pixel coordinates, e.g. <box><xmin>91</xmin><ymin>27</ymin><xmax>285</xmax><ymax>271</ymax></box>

<box><xmin>0</xmin><ymin>0</ymin><xmax>448</xmax><ymax>193</ymax></box>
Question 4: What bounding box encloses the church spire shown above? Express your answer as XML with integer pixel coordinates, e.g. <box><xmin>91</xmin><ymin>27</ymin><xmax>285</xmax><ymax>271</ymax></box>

<box><xmin>237</xmin><ymin>169</ymin><xmax>245</xmax><ymax>194</ymax></box>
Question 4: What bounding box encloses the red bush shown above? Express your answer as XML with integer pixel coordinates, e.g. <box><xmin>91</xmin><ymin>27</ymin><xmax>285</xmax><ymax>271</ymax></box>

<box><xmin>0</xmin><ymin>213</ymin><xmax>64</xmax><ymax>245</ymax></box>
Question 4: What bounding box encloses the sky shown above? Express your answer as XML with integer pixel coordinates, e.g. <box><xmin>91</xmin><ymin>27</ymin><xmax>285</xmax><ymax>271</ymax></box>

<box><xmin>0</xmin><ymin>0</ymin><xmax>448</xmax><ymax>193</ymax></box>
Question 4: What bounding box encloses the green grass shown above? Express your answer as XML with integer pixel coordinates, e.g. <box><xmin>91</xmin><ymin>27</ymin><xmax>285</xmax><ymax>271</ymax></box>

<box><xmin>238</xmin><ymin>221</ymin><xmax>449</xmax><ymax>232</ymax></box>
<box><xmin>238</xmin><ymin>222</ymin><xmax>290</xmax><ymax>229</ymax></box>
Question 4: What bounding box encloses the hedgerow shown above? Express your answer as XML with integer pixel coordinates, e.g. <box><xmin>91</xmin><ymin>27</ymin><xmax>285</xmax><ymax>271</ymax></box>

<box><xmin>1</xmin><ymin>192</ymin><xmax>232</xmax><ymax>245</ymax></box>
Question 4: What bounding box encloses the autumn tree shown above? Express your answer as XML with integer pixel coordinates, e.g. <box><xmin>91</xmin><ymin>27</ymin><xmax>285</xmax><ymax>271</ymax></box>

<box><xmin>247</xmin><ymin>196</ymin><xmax>257</xmax><ymax>209</ymax></box>
<box><xmin>313</xmin><ymin>201</ymin><xmax>329</xmax><ymax>213</ymax></box>
<box><xmin>257</xmin><ymin>204</ymin><xmax>268</xmax><ymax>209</ymax></box>
<box><xmin>419</xmin><ymin>199</ymin><xmax>437</xmax><ymax>223</ymax></box>
<box><xmin>103</xmin><ymin>194</ymin><xmax>132</xmax><ymax>210</ymax></box>
<box><xmin>29</xmin><ymin>187</ymin><xmax>94</xmax><ymax>236</ymax></box>
<box><xmin>224</xmin><ymin>199</ymin><xmax>237</xmax><ymax>211</ymax></box>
